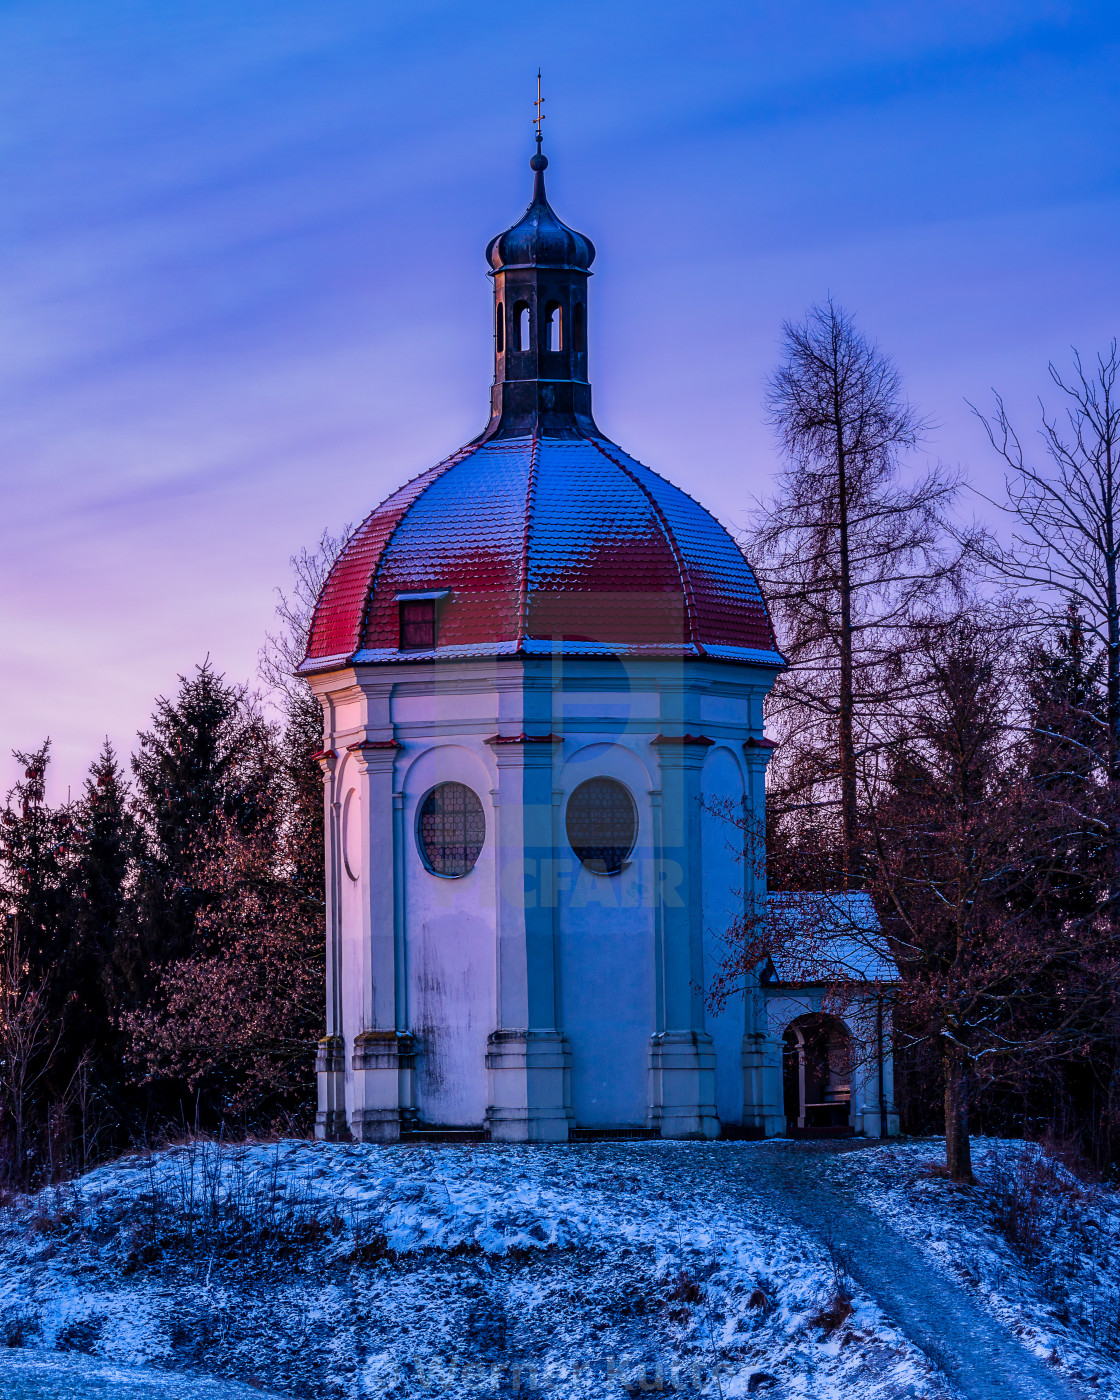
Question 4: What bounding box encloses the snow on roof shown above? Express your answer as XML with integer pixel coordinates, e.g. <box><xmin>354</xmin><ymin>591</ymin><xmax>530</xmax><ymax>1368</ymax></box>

<box><xmin>303</xmin><ymin>435</ymin><xmax>782</xmax><ymax>671</ymax></box>
<box><xmin>764</xmin><ymin>891</ymin><xmax>898</xmax><ymax>985</ymax></box>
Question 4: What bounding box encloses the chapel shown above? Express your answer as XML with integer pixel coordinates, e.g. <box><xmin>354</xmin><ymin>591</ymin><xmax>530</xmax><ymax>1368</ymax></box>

<box><xmin>300</xmin><ymin>135</ymin><xmax>899</xmax><ymax>1143</ymax></box>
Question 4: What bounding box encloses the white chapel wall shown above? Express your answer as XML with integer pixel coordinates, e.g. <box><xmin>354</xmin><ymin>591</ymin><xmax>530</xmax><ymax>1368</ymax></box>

<box><xmin>399</xmin><ymin>732</ymin><xmax>497</xmax><ymax>1127</ymax></box>
<box><xmin>316</xmin><ymin>657</ymin><xmax>786</xmax><ymax>1138</ymax></box>
<box><xmin>700</xmin><ymin>742</ymin><xmax>748</xmax><ymax>1125</ymax></box>
<box><xmin>336</xmin><ymin>747</ymin><xmax>367</xmax><ymax>1092</ymax></box>
<box><xmin>557</xmin><ymin>737</ymin><xmax>657</xmax><ymax>1128</ymax></box>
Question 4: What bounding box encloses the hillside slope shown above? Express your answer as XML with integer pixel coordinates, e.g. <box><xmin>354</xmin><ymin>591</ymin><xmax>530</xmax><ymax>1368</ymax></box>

<box><xmin>0</xmin><ymin>1139</ymin><xmax>947</xmax><ymax>1398</ymax></box>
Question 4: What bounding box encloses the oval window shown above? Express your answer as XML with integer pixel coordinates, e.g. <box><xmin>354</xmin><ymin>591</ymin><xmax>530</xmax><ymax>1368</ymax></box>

<box><xmin>566</xmin><ymin>778</ymin><xmax>637</xmax><ymax>875</ymax></box>
<box><xmin>342</xmin><ymin>788</ymin><xmax>360</xmax><ymax>881</ymax></box>
<box><xmin>417</xmin><ymin>782</ymin><xmax>486</xmax><ymax>878</ymax></box>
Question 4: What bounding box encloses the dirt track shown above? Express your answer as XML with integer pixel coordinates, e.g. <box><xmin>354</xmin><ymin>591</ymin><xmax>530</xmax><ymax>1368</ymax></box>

<box><xmin>683</xmin><ymin>1140</ymin><xmax>1084</xmax><ymax>1400</ymax></box>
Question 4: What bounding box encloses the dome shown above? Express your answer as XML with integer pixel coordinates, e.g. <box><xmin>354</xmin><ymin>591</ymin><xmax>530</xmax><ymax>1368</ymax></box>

<box><xmin>301</xmin><ymin>143</ymin><xmax>781</xmax><ymax>676</ymax></box>
<box><xmin>485</xmin><ymin>154</ymin><xmax>595</xmax><ymax>272</ymax></box>
<box><xmin>302</xmin><ymin>434</ymin><xmax>781</xmax><ymax>671</ymax></box>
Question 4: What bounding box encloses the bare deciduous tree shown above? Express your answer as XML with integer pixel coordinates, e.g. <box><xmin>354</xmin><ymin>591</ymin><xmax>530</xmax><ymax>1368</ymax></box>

<box><xmin>752</xmin><ymin>299</ymin><xmax>965</xmax><ymax>885</ymax></box>
<box><xmin>259</xmin><ymin>525</ymin><xmax>354</xmax><ymax>705</ymax></box>
<box><xmin>867</xmin><ymin>613</ymin><xmax>1120</xmax><ymax>1181</ymax></box>
<box><xmin>0</xmin><ymin>930</ymin><xmax>63</xmax><ymax>1180</ymax></box>
<box><xmin>712</xmin><ymin>604</ymin><xmax>1120</xmax><ymax>1181</ymax></box>
<box><xmin>973</xmin><ymin>343</ymin><xmax>1120</xmax><ymax>780</ymax></box>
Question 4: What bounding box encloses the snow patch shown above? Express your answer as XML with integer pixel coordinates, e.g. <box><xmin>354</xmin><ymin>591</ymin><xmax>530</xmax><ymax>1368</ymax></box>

<box><xmin>0</xmin><ymin>1140</ymin><xmax>950</xmax><ymax>1399</ymax></box>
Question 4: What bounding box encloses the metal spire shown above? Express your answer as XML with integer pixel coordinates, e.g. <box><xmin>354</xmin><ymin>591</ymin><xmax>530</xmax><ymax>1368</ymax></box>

<box><xmin>533</xmin><ymin>69</ymin><xmax>545</xmax><ymax>153</ymax></box>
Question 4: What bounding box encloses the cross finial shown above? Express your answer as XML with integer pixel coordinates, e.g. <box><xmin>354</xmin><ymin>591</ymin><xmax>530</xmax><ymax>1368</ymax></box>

<box><xmin>533</xmin><ymin>69</ymin><xmax>545</xmax><ymax>150</ymax></box>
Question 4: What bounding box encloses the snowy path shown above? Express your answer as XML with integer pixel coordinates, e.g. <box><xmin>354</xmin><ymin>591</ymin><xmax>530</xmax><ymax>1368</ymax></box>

<box><xmin>719</xmin><ymin>1142</ymin><xmax>1083</xmax><ymax>1400</ymax></box>
<box><xmin>0</xmin><ymin>1348</ymin><xmax>284</xmax><ymax>1398</ymax></box>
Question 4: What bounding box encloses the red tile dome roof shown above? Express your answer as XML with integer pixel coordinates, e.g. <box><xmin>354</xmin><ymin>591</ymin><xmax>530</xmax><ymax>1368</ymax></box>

<box><xmin>301</xmin><ymin>433</ymin><xmax>782</xmax><ymax>672</ymax></box>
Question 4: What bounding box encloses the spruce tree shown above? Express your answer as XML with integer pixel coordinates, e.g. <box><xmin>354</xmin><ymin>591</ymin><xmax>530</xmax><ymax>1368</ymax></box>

<box><xmin>280</xmin><ymin>683</ymin><xmax>325</xmax><ymax>898</ymax></box>
<box><xmin>1023</xmin><ymin>605</ymin><xmax>1107</xmax><ymax>925</ymax></box>
<box><xmin>126</xmin><ymin>661</ymin><xmax>270</xmax><ymax>988</ymax></box>
<box><xmin>0</xmin><ymin>742</ymin><xmax>76</xmax><ymax>1171</ymax></box>
<box><xmin>68</xmin><ymin>742</ymin><xmax>134</xmax><ymax>1100</ymax></box>
<box><xmin>124</xmin><ymin>686</ymin><xmax>324</xmax><ymax>1124</ymax></box>
<box><xmin>1021</xmin><ymin>609</ymin><xmax>1120</xmax><ymax>1160</ymax></box>
<box><xmin>73</xmin><ymin>742</ymin><xmax>132</xmax><ymax>969</ymax></box>
<box><xmin>0</xmin><ymin>741</ymin><xmax>74</xmax><ymax>986</ymax></box>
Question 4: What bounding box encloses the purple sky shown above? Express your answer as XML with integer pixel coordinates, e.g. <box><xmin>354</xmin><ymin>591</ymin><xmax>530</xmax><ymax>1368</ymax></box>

<box><xmin>2</xmin><ymin>0</ymin><xmax>1118</xmax><ymax>799</ymax></box>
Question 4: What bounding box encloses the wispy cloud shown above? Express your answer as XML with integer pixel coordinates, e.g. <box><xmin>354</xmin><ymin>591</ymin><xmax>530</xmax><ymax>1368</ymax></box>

<box><xmin>1</xmin><ymin>0</ymin><xmax>1117</xmax><ymax>795</ymax></box>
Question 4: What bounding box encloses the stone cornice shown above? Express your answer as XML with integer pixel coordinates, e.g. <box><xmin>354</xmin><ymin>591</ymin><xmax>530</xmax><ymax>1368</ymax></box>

<box><xmin>485</xmin><ymin>732</ymin><xmax>563</xmax><ymax>746</ymax></box>
<box><xmin>310</xmin><ymin>747</ymin><xmax>337</xmax><ymax>773</ymax></box>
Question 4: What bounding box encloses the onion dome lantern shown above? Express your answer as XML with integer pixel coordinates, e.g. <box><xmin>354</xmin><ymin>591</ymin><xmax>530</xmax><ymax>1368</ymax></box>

<box><xmin>302</xmin><ymin>142</ymin><xmax>781</xmax><ymax>675</ymax></box>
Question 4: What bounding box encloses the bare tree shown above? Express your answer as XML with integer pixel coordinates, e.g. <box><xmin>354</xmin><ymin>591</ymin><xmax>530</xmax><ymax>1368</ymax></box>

<box><xmin>712</xmin><ymin>605</ymin><xmax>1120</xmax><ymax>1181</ymax></box>
<box><xmin>259</xmin><ymin>525</ymin><xmax>353</xmax><ymax>706</ymax></box>
<box><xmin>866</xmin><ymin>612</ymin><xmax>1120</xmax><ymax>1181</ymax></box>
<box><xmin>753</xmin><ymin>299</ymin><xmax>965</xmax><ymax>885</ymax></box>
<box><xmin>0</xmin><ymin>928</ymin><xmax>63</xmax><ymax>1182</ymax></box>
<box><xmin>973</xmin><ymin>344</ymin><xmax>1120</xmax><ymax>780</ymax></box>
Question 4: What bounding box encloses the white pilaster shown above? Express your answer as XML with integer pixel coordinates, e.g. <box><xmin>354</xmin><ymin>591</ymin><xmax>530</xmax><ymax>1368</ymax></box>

<box><xmin>485</xmin><ymin>717</ymin><xmax>571</xmax><ymax>1141</ymax></box>
<box><xmin>648</xmin><ymin>726</ymin><xmax>719</xmax><ymax>1139</ymax></box>
<box><xmin>313</xmin><ymin>742</ymin><xmax>347</xmax><ymax>1140</ymax></box>
<box><xmin>741</xmin><ymin>736</ymin><xmax>780</xmax><ymax>1134</ymax></box>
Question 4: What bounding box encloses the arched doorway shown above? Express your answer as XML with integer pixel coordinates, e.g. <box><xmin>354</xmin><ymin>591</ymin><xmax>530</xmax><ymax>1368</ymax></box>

<box><xmin>782</xmin><ymin>1014</ymin><xmax>852</xmax><ymax>1134</ymax></box>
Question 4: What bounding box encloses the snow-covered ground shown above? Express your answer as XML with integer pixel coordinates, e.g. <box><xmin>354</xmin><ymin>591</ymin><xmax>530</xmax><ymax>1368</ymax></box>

<box><xmin>0</xmin><ymin>1348</ymin><xmax>285</xmax><ymax>1398</ymax></box>
<box><xmin>0</xmin><ymin>1139</ymin><xmax>945</xmax><ymax>1399</ymax></box>
<box><xmin>824</xmin><ymin>1139</ymin><xmax>1120</xmax><ymax>1395</ymax></box>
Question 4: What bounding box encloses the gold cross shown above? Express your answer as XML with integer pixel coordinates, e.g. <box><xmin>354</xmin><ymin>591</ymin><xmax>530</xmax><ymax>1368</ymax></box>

<box><xmin>534</xmin><ymin>69</ymin><xmax>545</xmax><ymax>142</ymax></box>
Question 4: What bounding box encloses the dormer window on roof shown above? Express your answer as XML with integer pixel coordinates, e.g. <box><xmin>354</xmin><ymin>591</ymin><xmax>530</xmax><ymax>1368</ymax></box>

<box><xmin>396</xmin><ymin>590</ymin><xmax>450</xmax><ymax>652</ymax></box>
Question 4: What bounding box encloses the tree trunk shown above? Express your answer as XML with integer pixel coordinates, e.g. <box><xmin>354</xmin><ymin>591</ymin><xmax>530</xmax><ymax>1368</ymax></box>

<box><xmin>1104</xmin><ymin>468</ymin><xmax>1120</xmax><ymax>913</ymax></box>
<box><xmin>1107</xmin><ymin>560</ymin><xmax>1119</xmax><ymax>784</ymax></box>
<box><xmin>1103</xmin><ymin>411</ymin><xmax>1120</xmax><ymax>781</ymax></box>
<box><xmin>835</xmin><ymin>433</ymin><xmax>858</xmax><ymax>887</ymax></box>
<box><xmin>944</xmin><ymin>1043</ymin><xmax>973</xmax><ymax>1182</ymax></box>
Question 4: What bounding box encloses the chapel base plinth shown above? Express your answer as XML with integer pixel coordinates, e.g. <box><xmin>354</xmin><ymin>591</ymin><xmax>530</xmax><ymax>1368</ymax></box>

<box><xmin>857</xmin><ymin>1104</ymin><xmax>900</xmax><ymax>1139</ymax></box>
<box><xmin>315</xmin><ymin>1036</ymin><xmax>350</xmax><ymax>1142</ymax></box>
<box><xmin>648</xmin><ymin>1030</ymin><xmax>720</xmax><ymax>1140</ymax></box>
<box><xmin>741</xmin><ymin>1032</ymin><xmax>785</xmax><ymax>1138</ymax></box>
<box><xmin>347</xmin><ymin>1030</ymin><xmax>416</xmax><ymax>1143</ymax></box>
<box><xmin>486</xmin><ymin>1029</ymin><xmax>573</xmax><ymax>1141</ymax></box>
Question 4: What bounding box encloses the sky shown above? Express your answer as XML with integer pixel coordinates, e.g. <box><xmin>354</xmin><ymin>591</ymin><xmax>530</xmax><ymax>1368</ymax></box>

<box><xmin>1</xmin><ymin>0</ymin><xmax>1118</xmax><ymax>799</ymax></box>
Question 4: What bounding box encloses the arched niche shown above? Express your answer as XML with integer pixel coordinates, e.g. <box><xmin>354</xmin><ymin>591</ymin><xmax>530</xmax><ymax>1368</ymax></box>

<box><xmin>782</xmin><ymin>1012</ymin><xmax>853</xmax><ymax>1133</ymax></box>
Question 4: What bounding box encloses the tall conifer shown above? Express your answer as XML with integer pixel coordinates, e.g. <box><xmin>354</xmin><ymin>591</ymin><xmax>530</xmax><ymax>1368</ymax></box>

<box><xmin>0</xmin><ymin>742</ymin><xmax>74</xmax><ymax>986</ymax></box>
<box><xmin>68</xmin><ymin>741</ymin><xmax>134</xmax><ymax>1100</ymax></box>
<box><xmin>1022</xmin><ymin>606</ymin><xmax>1107</xmax><ymax>924</ymax></box>
<box><xmin>125</xmin><ymin>661</ymin><xmax>269</xmax><ymax>989</ymax></box>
